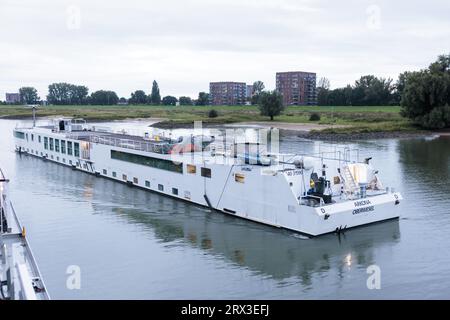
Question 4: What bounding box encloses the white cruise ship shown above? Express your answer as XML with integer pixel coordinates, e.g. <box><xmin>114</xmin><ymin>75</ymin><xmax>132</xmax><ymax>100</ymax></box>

<box><xmin>12</xmin><ymin>118</ymin><xmax>402</xmax><ymax>236</ymax></box>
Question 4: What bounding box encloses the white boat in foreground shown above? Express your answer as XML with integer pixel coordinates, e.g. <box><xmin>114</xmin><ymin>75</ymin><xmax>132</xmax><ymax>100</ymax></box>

<box><xmin>0</xmin><ymin>167</ymin><xmax>49</xmax><ymax>300</ymax></box>
<box><xmin>13</xmin><ymin>118</ymin><xmax>402</xmax><ymax>236</ymax></box>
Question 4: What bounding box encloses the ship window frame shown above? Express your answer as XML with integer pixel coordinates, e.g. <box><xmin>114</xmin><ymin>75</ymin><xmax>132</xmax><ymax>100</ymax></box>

<box><xmin>172</xmin><ymin>188</ymin><xmax>178</xmax><ymax>195</ymax></box>
<box><xmin>103</xmin><ymin>169</ymin><xmax>107</xmax><ymax>175</ymax></box>
<box><xmin>133</xmin><ymin>177</ymin><xmax>138</xmax><ymax>184</ymax></box>
<box><xmin>13</xmin><ymin>131</ymin><xmax>25</xmax><ymax>139</ymax></box>
<box><xmin>74</xmin><ymin>142</ymin><xmax>80</xmax><ymax>157</ymax></box>
<box><xmin>201</xmin><ymin>167</ymin><xmax>211</xmax><ymax>178</ymax></box>
<box><xmin>235</xmin><ymin>173</ymin><xmax>245</xmax><ymax>183</ymax></box>
<box><xmin>61</xmin><ymin>140</ymin><xmax>66</xmax><ymax>154</ymax></box>
<box><xmin>44</xmin><ymin>137</ymin><xmax>48</xmax><ymax>149</ymax></box>
<box><xmin>49</xmin><ymin>138</ymin><xmax>54</xmax><ymax>151</ymax></box>
<box><xmin>122</xmin><ymin>174</ymin><xmax>127</xmax><ymax>181</ymax></box>
<box><xmin>145</xmin><ymin>180</ymin><xmax>150</xmax><ymax>188</ymax></box>
<box><xmin>67</xmin><ymin>141</ymin><xmax>73</xmax><ymax>155</ymax></box>
<box><xmin>112</xmin><ymin>171</ymin><xmax>117</xmax><ymax>178</ymax></box>
<box><xmin>158</xmin><ymin>184</ymin><xmax>164</xmax><ymax>191</ymax></box>
<box><xmin>187</xmin><ymin>164</ymin><xmax>196</xmax><ymax>174</ymax></box>
<box><xmin>110</xmin><ymin>150</ymin><xmax>183</xmax><ymax>174</ymax></box>
<box><xmin>55</xmin><ymin>139</ymin><xmax>60</xmax><ymax>152</ymax></box>
<box><xmin>38</xmin><ymin>135</ymin><xmax>41</xmax><ymax>143</ymax></box>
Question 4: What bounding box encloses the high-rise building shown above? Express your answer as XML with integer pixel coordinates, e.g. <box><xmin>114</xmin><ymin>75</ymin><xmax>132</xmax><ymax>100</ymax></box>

<box><xmin>246</xmin><ymin>85</ymin><xmax>254</xmax><ymax>99</ymax></box>
<box><xmin>5</xmin><ymin>93</ymin><xmax>20</xmax><ymax>104</ymax></box>
<box><xmin>276</xmin><ymin>71</ymin><xmax>317</xmax><ymax>106</ymax></box>
<box><xmin>209</xmin><ymin>82</ymin><xmax>247</xmax><ymax>105</ymax></box>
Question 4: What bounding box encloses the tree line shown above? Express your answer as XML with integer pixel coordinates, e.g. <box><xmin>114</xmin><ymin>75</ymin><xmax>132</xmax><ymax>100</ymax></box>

<box><xmin>8</xmin><ymin>80</ymin><xmax>211</xmax><ymax>106</ymax></box>
<box><xmin>317</xmin><ymin>75</ymin><xmax>399</xmax><ymax>106</ymax></box>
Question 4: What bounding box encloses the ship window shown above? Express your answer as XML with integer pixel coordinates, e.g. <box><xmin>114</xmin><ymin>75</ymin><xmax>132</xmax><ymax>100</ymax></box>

<box><xmin>49</xmin><ymin>138</ymin><xmax>54</xmax><ymax>151</ymax></box>
<box><xmin>110</xmin><ymin>150</ymin><xmax>183</xmax><ymax>174</ymax></box>
<box><xmin>69</xmin><ymin>159</ymin><xmax>72</xmax><ymax>165</ymax></box>
<box><xmin>38</xmin><ymin>136</ymin><xmax>41</xmax><ymax>143</ymax></box>
<box><xmin>172</xmin><ymin>188</ymin><xmax>178</xmax><ymax>195</ymax></box>
<box><xmin>74</xmin><ymin>142</ymin><xmax>80</xmax><ymax>157</ymax></box>
<box><xmin>158</xmin><ymin>184</ymin><xmax>164</xmax><ymax>191</ymax></box>
<box><xmin>44</xmin><ymin>137</ymin><xmax>48</xmax><ymax>149</ymax></box>
<box><xmin>31</xmin><ymin>134</ymin><xmax>34</xmax><ymax>141</ymax></box>
<box><xmin>55</xmin><ymin>139</ymin><xmax>60</xmax><ymax>152</ymax></box>
<box><xmin>187</xmin><ymin>164</ymin><xmax>196</xmax><ymax>174</ymax></box>
<box><xmin>145</xmin><ymin>180</ymin><xmax>150</xmax><ymax>188</ymax></box>
<box><xmin>57</xmin><ymin>156</ymin><xmax>59</xmax><ymax>161</ymax></box>
<box><xmin>122</xmin><ymin>174</ymin><xmax>127</xmax><ymax>181</ymax></box>
<box><xmin>63</xmin><ymin>158</ymin><xmax>66</xmax><ymax>163</ymax></box>
<box><xmin>112</xmin><ymin>171</ymin><xmax>117</xmax><ymax>178</ymax></box>
<box><xmin>103</xmin><ymin>169</ymin><xmax>107</xmax><ymax>175</ymax></box>
<box><xmin>67</xmin><ymin>141</ymin><xmax>73</xmax><ymax>155</ymax></box>
<box><xmin>14</xmin><ymin>131</ymin><xmax>25</xmax><ymax>139</ymax></box>
<box><xmin>61</xmin><ymin>140</ymin><xmax>66</xmax><ymax>154</ymax></box>
<box><xmin>201</xmin><ymin>167</ymin><xmax>211</xmax><ymax>178</ymax></box>
<box><xmin>235</xmin><ymin>173</ymin><xmax>245</xmax><ymax>183</ymax></box>
<box><xmin>51</xmin><ymin>155</ymin><xmax>53</xmax><ymax>159</ymax></box>
<box><xmin>133</xmin><ymin>177</ymin><xmax>138</xmax><ymax>184</ymax></box>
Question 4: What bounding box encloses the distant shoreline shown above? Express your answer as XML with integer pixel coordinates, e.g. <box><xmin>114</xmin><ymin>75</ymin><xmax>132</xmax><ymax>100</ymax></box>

<box><xmin>1</xmin><ymin>104</ymin><xmax>445</xmax><ymax>140</ymax></box>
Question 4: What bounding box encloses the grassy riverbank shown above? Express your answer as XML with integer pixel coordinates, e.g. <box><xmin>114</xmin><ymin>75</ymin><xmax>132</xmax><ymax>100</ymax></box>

<box><xmin>0</xmin><ymin>104</ymin><xmax>418</xmax><ymax>134</ymax></box>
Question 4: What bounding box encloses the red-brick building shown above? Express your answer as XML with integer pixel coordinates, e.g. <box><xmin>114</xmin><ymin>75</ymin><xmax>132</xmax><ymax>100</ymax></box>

<box><xmin>276</xmin><ymin>71</ymin><xmax>317</xmax><ymax>106</ymax></box>
<box><xmin>209</xmin><ymin>82</ymin><xmax>247</xmax><ymax>105</ymax></box>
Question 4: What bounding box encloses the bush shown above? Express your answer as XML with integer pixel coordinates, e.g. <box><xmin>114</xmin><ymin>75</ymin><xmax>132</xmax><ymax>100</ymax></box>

<box><xmin>309</xmin><ymin>113</ymin><xmax>321</xmax><ymax>121</ymax></box>
<box><xmin>208</xmin><ymin>109</ymin><xmax>218</xmax><ymax>118</ymax></box>
<box><xmin>417</xmin><ymin>105</ymin><xmax>450</xmax><ymax>129</ymax></box>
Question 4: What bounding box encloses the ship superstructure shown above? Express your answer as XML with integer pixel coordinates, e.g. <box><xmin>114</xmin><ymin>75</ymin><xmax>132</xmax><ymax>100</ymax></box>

<box><xmin>12</xmin><ymin>118</ymin><xmax>402</xmax><ymax>236</ymax></box>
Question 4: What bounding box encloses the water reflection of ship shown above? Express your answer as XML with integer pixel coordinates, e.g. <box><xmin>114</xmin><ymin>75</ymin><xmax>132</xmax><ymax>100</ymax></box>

<box><xmin>100</xmin><ymin>188</ymin><xmax>401</xmax><ymax>282</ymax></box>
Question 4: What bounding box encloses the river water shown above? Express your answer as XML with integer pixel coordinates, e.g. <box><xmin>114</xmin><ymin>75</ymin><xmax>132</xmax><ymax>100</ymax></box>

<box><xmin>1</xmin><ymin>119</ymin><xmax>449</xmax><ymax>299</ymax></box>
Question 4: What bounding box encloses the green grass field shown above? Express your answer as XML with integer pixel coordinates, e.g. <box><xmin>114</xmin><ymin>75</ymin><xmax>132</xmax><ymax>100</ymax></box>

<box><xmin>0</xmin><ymin>104</ymin><xmax>415</xmax><ymax>133</ymax></box>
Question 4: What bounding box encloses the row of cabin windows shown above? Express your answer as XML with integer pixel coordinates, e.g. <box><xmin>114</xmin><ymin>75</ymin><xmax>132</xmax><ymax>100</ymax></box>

<box><xmin>104</xmin><ymin>169</ymin><xmax>178</xmax><ymax>195</ymax></box>
<box><xmin>43</xmin><ymin>137</ymin><xmax>79</xmax><ymax>157</ymax></box>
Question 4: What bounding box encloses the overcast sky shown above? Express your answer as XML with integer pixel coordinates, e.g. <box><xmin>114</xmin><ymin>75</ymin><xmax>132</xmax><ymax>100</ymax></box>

<box><xmin>1</xmin><ymin>0</ymin><xmax>449</xmax><ymax>100</ymax></box>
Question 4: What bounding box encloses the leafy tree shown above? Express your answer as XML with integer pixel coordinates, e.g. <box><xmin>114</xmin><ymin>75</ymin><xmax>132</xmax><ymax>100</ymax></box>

<box><xmin>119</xmin><ymin>97</ymin><xmax>128</xmax><ymax>104</ymax></box>
<box><xmin>47</xmin><ymin>83</ymin><xmax>88</xmax><ymax>105</ymax></box>
<box><xmin>19</xmin><ymin>87</ymin><xmax>40</xmax><ymax>104</ymax></box>
<box><xmin>252</xmin><ymin>81</ymin><xmax>265</xmax><ymax>95</ymax></box>
<box><xmin>318</xmin><ymin>77</ymin><xmax>330</xmax><ymax>90</ymax></box>
<box><xmin>90</xmin><ymin>90</ymin><xmax>119</xmax><ymax>105</ymax></box>
<box><xmin>196</xmin><ymin>92</ymin><xmax>209</xmax><ymax>106</ymax></box>
<box><xmin>251</xmin><ymin>81</ymin><xmax>265</xmax><ymax>105</ymax></box>
<box><xmin>400</xmin><ymin>54</ymin><xmax>450</xmax><ymax>129</ymax></box>
<box><xmin>258</xmin><ymin>90</ymin><xmax>284</xmax><ymax>120</ymax></box>
<box><xmin>317</xmin><ymin>77</ymin><xmax>330</xmax><ymax>106</ymax></box>
<box><xmin>129</xmin><ymin>90</ymin><xmax>147</xmax><ymax>104</ymax></box>
<box><xmin>162</xmin><ymin>95</ymin><xmax>178</xmax><ymax>106</ymax></box>
<box><xmin>149</xmin><ymin>80</ymin><xmax>161</xmax><ymax>105</ymax></box>
<box><xmin>179</xmin><ymin>96</ymin><xmax>193</xmax><ymax>105</ymax></box>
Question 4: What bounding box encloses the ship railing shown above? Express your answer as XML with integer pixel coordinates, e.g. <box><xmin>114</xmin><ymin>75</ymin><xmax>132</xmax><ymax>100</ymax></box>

<box><xmin>87</xmin><ymin>135</ymin><xmax>171</xmax><ymax>154</ymax></box>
